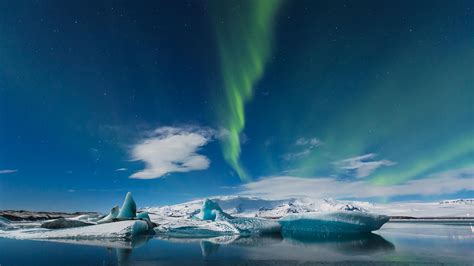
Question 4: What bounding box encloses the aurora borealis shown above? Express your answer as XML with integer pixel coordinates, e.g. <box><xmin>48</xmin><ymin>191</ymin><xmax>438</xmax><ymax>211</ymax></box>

<box><xmin>211</xmin><ymin>0</ymin><xmax>282</xmax><ymax>181</ymax></box>
<box><xmin>0</xmin><ymin>0</ymin><xmax>473</xmax><ymax>210</ymax></box>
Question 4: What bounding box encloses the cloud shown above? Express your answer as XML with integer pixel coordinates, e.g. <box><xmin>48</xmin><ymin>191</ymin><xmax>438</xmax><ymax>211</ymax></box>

<box><xmin>0</xmin><ymin>169</ymin><xmax>18</xmax><ymax>174</ymax></box>
<box><xmin>282</xmin><ymin>137</ymin><xmax>322</xmax><ymax>161</ymax></box>
<box><xmin>130</xmin><ymin>126</ymin><xmax>214</xmax><ymax>179</ymax></box>
<box><xmin>335</xmin><ymin>153</ymin><xmax>396</xmax><ymax>178</ymax></box>
<box><xmin>295</xmin><ymin>137</ymin><xmax>322</xmax><ymax>147</ymax></box>
<box><xmin>115</xmin><ymin>168</ymin><xmax>128</xmax><ymax>171</ymax></box>
<box><xmin>240</xmin><ymin>167</ymin><xmax>474</xmax><ymax>199</ymax></box>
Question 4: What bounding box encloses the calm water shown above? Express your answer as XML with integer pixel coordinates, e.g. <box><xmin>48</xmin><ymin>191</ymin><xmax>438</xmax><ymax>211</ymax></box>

<box><xmin>0</xmin><ymin>222</ymin><xmax>472</xmax><ymax>265</ymax></box>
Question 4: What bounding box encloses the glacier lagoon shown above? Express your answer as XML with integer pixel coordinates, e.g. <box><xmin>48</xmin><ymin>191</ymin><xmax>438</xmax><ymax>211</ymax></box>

<box><xmin>1</xmin><ymin>194</ymin><xmax>473</xmax><ymax>265</ymax></box>
<box><xmin>0</xmin><ymin>222</ymin><xmax>473</xmax><ymax>265</ymax></box>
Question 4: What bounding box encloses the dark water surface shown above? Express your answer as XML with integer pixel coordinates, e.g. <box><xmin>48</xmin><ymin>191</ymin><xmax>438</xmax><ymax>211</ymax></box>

<box><xmin>0</xmin><ymin>222</ymin><xmax>472</xmax><ymax>265</ymax></box>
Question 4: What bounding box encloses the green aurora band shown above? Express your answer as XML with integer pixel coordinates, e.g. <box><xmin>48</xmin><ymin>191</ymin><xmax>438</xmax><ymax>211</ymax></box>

<box><xmin>211</xmin><ymin>0</ymin><xmax>282</xmax><ymax>181</ymax></box>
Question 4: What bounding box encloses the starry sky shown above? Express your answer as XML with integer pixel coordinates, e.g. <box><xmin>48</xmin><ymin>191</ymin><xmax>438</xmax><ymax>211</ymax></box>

<box><xmin>1</xmin><ymin>0</ymin><xmax>473</xmax><ymax>211</ymax></box>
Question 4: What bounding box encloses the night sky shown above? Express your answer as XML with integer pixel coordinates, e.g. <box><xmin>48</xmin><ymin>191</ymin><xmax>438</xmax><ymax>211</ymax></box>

<box><xmin>1</xmin><ymin>0</ymin><xmax>473</xmax><ymax>211</ymax></box>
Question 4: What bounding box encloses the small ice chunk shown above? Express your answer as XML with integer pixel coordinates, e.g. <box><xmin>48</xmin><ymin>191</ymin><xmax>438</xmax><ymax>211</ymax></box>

<box><xmin>117</xmin><ymin>192</ymin><xmax>137</xmax><ymax>219</ymax></box>
<box><xmin>198</xmin><ymin>199</ymin><xmax>224</xmax><ymax>221</ymax></box>
<box><xmin>97</xmin><ymin>205</ymin><xmax>120</xmax><ymax>224</ymax></box>
<box><xmin>137</xmin><ymin>212</ymin><xmax>151</xmax><ymax>222</ymax></box>
<box><xmin>0</xmin><ymin>216</ymin><xmax>11</xmax><ymax>229</ymax></box>
<box><xmin>279</xmin><ymin>211</ymin><xmax>389</xmax><ymax>234</ymax></box>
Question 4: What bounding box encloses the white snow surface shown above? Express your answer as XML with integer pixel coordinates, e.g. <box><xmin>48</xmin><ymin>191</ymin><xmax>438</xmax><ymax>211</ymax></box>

<box><xmin>0</xmin><ymin>220</ymin><xmax>150</xmax><ymax>240</ymax></box>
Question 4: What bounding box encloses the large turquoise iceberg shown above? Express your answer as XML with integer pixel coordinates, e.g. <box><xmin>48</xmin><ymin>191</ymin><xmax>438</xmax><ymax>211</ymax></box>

<box><xmin>279</xmin><ymin>211</ymin><xmax>389</xmax><ymax>234</ymax></box>
<box><xmin>117</xmin><ymin>192</ymin><xmax>137</xmax><ymax>219</ymax></box>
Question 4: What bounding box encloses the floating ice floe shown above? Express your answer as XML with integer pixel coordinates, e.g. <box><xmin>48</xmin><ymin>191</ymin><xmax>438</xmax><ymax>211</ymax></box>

<box><xmin>279</xmin><ymin>211</ymin><xmax>389</xmax><ymax>234</ymax></box>
<box><xmin>0</xmin><ymin>220</ymin><xmax>151</xmax><ymax>240</ymax></box>
<box><xmin>0</xmin><ymin>192</ymin><xmax>156</xmax><ymax>240</ymax></box>
<box><xmin>154</xmin><ymin>198</ymin><xmax>388</xmax><ymax>237</ymax></box>
<box><xmin>155</xmin><ymin>199</ymin><xmax>280</xmax><ymax>237</ymax></box>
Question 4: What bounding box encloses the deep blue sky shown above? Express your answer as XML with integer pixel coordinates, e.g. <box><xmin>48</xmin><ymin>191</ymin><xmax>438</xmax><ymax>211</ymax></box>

<box><xmin>1</xmin><ymin>0</ymin><xmax>473</xmax><ymax>211</ymax></box>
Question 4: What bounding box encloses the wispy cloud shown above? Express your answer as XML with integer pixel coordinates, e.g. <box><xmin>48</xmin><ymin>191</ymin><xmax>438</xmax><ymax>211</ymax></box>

<box><xmin>0</xmin><ymin>169</ymin><xmax>18</xmax><ymax>174</ymax></box>
<box><xmin>335</xmin><ymin>153</ymin><xmax>396</xmax><ymax>178</ymax></box>
<box><xmin>282</xmin><ymin>137</ymin><xmax>322</xmax><ymax>161</ymax></box>
<box><xmin>240</xmin><ymin>167</ymin><xmax>474</xmax><ymax>199</ymax></box>
<box><xmin>115</xmin><ymin>168</ymin><xmax>128</xmax><ymax>171</ymax></box>
<box><xmin>130</xmin><ymin>126</ymin><xmax>215</xmax><ymax>179</ymax></box>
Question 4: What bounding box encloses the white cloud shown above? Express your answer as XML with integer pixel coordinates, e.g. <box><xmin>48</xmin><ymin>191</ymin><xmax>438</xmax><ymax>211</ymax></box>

<box><xmin>130</xmin><ymin>126</ymin><xmax>214</xmax><ymax>179</ymax></box>
<box><xmin>0</xmin><ymin>169</ymin><xmax>18</xmax><ymax>174</ymax></box>
<box><xmin>240</xmin><ymin>167</ymin><xmax>474</xmax><ymax>199</ymax></box>
<box><xmin>115</xmin><ymin>168</ymin><xmax>128</xmax><ymax>171</ymax></box>
<box><xmin>335</xmin><ymin>153</ymin><xmax>396</xmax><ymax>178</ymax></box>
<box><xmin>295</xmin><ymin>137</ymin><xmax>322</xmax><ymax>147</ymax></box>
<box><xmin>282</xmin><ymin>137</ymin><xmax>322</xmax><ymax>161</ymax></box>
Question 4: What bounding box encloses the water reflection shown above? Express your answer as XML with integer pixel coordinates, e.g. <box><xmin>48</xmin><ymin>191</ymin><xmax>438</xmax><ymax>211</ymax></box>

<box><xmin>156</xmin><ymin>233</ymin><xmax>284</xmax><ymax>257</ymax></box>
<box><xmin>2</xmin><ymin>223</ymin><xmax>473</xmax><ymax>265</ymax></box>
<box><xmin>154</xmin><ymin>231</ymin><xmax>394</xmax><ymax>258</ymax></box>
<box><xmin>42</xmin><ymin>231</ymin><xmax>394</xmax><ymax>262</ymax></box>
<box><xmin>41</xmin><ymin>235</ymin><xmax>152</xmax><ymax>263</ymax></box>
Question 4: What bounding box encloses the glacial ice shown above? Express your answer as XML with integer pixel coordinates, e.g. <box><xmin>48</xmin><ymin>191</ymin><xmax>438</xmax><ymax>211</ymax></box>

<box><xmin>117</xmin><ymin>192</ymin><xmax>137</xmax><ymax>219</ymax></box>
<box><xmin>214</xmin><ymin>211</ymin><xmax>281</xmax><ymax>236</ymax></box>
<box><xmin>279</xmin><ymin>211</ymin><xmax>389</xmax><ymax>234</ymax></box>
<box><xmin>137</xmin><ymin>211</ymin><xmax>151</xmax><ymax>222</ymax></box>
<box><xmin>0</xmin><ymin>195</ymin><xmax>393</xmax><ymax>242</ymax></box>
<box><xmin>0</xmin><ymin>192</ymin><xmax>158</xmax><ymax>241</ymax></box>
<box><xmin>0</xmin><ymin>217</ymin><xmax>11</xmax><ymax>229</ymax></box>
<box><xmin>198</xmin><ymin>199</ymin><xmax>229</xmax><ymax>221</ymax></box>
<box><xmin>97</xmin><ymin>205</ymin><xmax>120</xmax><ymax>224</ymax></box>
<box><xmin>156</xmin><ymin>199</ymin><xmax>280</xmax><ymax>237</ymax></box>
<box><xmin>0</xmin><ymin>220</ymin><xmax>152</xmax><ymax>240</ymax></box>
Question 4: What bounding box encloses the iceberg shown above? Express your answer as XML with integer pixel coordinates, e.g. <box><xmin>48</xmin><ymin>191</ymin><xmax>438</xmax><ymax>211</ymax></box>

<box><xmin>97</xmin><ymin>205</ymin><xmax>120</xmax><ymax>224</ymax></box>
<box><xmin>215</xmin><ymin>211</ymin><xmax>281</xmax><ymax>236</ymax></box>
<box><xmin>157</xmin><ymin>199</ymin><xmax>280</xmax><ymax>237</ymax></box>
<box><xmin>137</xmin><ymin>211</ymin><xmax>151</xmax><ymax>222</ymax></box>
<box><xmin>279</xmin><ymin>211</ymin><xmax>389</xmax><ymax>234</ymax></box>
<box><xmin>0</xmin><ymin>220</ymin><xmax>152</xmax><ymax>240</ymax></box>
<box><xmin>197</xmin><ymin>199</ymin><xmax>231</xmax><ymax>221</ymax></box>
<box><xmin>117</xmin><ymin>192</ymin><xmax>137</xmax><ymax>219</ymax></box>
<box><xmin>0</xmin><ymin>192</ymin><xmax>157</xmax><ymax>241</ymax></box>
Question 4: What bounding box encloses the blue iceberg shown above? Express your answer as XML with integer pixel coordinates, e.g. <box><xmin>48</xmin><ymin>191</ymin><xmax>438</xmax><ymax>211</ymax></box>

<box><xmin>279</xmin><ymin>211</ymin><xmax>389</xmax><ymax>234</ymax></box>
<box><xmin>137</xmin><ymin>211</ymin><xmax>151</xmax><ymax>222</ymax></box>
<box><xmin>97</xmin><ymin>205</ymin><xmax>120</xmax><ymax>224</ymax></box>
<box><xmin>215</xmin><ymin>212</ymin><xmax>281</xmax><ymax>236</ymax></box>
<box><xmin>162</xmin><ymin>199</ymin><xmax>281</xmax><ymax>237</ymax></box>
<box><xmin>198</xmin><ymin>199</ymin><xmax>229</xmax><ymax>221</ymax></box>
<box><xmin>117</xmin><ymin>192</ymin><xmax>137</xmax><ymax>219</ymax></box>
